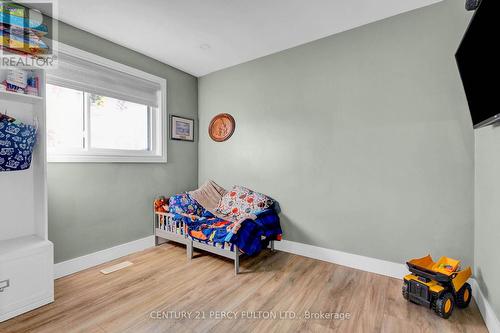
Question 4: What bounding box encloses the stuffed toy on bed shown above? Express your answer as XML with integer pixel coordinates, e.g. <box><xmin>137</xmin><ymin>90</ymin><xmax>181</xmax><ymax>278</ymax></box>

<box><xmin>154</xmin><ymin>196</ymin><xmax>169</xmax><ymax>213</ymax></box>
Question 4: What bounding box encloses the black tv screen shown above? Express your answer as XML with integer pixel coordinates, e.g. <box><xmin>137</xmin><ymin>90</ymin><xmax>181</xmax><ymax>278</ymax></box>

<box><xmin>455</xmin><ymin>0</ymin><xmax>498</xmax><ymax>128</ymax></box>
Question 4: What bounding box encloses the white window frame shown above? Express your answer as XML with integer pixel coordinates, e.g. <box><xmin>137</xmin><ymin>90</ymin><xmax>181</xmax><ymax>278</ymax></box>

<box><xmin>47</xmin><ymin>43</ymin><xmax>167</xmax><ymax>163</ymax></box>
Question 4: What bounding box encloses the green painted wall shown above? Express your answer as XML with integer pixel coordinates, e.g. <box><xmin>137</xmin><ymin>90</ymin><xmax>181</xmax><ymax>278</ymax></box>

<box><xmin>475</xmin><ymin>126</ymin><xmax>500</xmax><ymax>319</ymax></box>
<box><xmin>198</xmin><ymin>0</ymin><xmax>474</xmax><ymax>265</ymax></box>
<box><xmin>48</xmin><ymin>21</ymin><xmax>198</xmax><ymax>263</ymax></box>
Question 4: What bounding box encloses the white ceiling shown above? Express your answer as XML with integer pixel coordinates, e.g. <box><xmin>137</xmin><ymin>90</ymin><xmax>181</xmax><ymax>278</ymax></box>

<box><xmin>47</xmin><ymin>0</ymin><xmax>441</xmax><ymax>77</ymax></box>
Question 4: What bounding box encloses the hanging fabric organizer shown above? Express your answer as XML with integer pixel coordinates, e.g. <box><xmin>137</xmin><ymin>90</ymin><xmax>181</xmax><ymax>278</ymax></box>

<box><xmin>0</xmin><ymin>115</ymin><xmax>37</xmax><ymax>172</ymax></box>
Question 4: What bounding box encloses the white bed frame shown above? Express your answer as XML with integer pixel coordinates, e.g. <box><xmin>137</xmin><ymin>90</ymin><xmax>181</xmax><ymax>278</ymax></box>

<box><xmin>154</xmin><ymin>210</ymin><xmax>274</xmax><ymax>275</ymax></box>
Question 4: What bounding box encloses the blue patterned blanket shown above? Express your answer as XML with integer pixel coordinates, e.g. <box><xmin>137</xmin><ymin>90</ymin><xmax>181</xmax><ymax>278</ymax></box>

<box><xmin>171</xmin><ymin>209</ymin><xmax>281</xmax><ymax>256</ymax></box>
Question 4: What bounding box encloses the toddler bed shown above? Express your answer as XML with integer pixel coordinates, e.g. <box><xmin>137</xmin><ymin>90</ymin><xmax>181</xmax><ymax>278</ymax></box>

<box><xmin>153</xmin><ymin>182</ymin><xmax>282</xmax><ymax>274</ymax></box>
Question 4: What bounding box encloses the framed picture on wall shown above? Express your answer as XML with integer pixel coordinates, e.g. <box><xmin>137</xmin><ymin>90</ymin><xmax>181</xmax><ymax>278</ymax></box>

<box><xmin>170</xmin><ymin>115</ymin><xmax>194</xmax><ymax>141</ymax></box>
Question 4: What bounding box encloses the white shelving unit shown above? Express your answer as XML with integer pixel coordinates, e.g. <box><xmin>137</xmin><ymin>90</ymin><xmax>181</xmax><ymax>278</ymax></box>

<box><xmin>0</xmin><ymin>69</ymin><xmax>54</xmax><ymax>322</ymax></box>
<box><xmin>0</xmin><ymin>91</ymin><xmax>44</xmax><ymax>104</ymax></box>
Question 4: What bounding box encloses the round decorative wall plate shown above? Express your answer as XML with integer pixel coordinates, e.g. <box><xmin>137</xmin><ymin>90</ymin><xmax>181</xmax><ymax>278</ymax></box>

<box><xmin>208</xmin><ymin>113</ymin><xmax>235</xmax><ymax>142</ymax></box>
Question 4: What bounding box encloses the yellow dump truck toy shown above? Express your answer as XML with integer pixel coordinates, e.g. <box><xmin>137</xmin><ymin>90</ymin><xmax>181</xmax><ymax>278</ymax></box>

<box><xmin>403</xmin><ymin>255</ymin><xmax>472</xmax><ymax>319</ymax></box>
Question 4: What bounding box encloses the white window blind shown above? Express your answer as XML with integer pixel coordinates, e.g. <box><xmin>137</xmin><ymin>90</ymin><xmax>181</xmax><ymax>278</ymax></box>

<box><xmin>47</xmin><ymin>52</ymin><xmax>161</xmax><ymax>108</ymax></box>
<box><xmin>46</xmin><ymin>44</ymin><xmax>167</xmax><ymax>163</ymax></box>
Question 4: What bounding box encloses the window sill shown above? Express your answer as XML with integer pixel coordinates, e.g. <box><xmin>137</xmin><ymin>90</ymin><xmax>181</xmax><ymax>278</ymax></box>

<box><xmin>48</xmin><ymin>154</ymin><xmax>167</xmax><ymax>163</ymax></box>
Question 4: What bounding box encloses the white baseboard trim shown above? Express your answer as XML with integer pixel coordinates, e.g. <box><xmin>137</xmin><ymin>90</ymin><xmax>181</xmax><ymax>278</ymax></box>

<box><xmin>471</xmin><ymin>279</ymin><xmax>500</xmax><ymax>333</ymax></box>
<box><xmin>54</xmin><ymin>235</ymin><xmax>155</xmax><ymax>279</ymax></box>
<box><xmin>274</xmin><ymin>239</ymin><xmax>408</xmax><ymax>279</ymax></box>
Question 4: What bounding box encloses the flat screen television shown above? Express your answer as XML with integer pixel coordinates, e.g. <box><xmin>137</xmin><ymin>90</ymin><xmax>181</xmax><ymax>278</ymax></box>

<box><xmin>455</xmin><ymin>0</ymin><xmax>498</xmax><ymax>128</ymax></box>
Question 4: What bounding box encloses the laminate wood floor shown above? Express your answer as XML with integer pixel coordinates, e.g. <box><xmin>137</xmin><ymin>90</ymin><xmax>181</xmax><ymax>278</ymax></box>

<box><xmin>0</xmin><ymin>243</ymin><xmax>488</xmax><ymax>333</ymax></box>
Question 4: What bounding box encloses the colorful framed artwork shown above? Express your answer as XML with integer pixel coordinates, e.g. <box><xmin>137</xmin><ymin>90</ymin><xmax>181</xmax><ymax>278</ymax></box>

<box><xmin>208</xmin><ymin>113</ymin><xmax>235</xmax><ymax>142</ymax></box>
<box><xmin>170</xmin><ymin>115</ymin><xmax>194</xmax><ymax>141</ymax></box>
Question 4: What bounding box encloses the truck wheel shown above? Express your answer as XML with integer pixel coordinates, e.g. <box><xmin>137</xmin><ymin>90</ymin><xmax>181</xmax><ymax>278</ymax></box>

<box><xmin>402</xmin><ymin>282</ymin><xmax>409</xmax><ymax>300</ymax></box>
<box><xmin>435</xmin><ymin>292</ymin><xmax>454</xmax><ymax>319</ymax></box>
<box><xmin>456</xmin><ymin>283</ymin><xmax>472</xmax><ymax>308</ymax></box>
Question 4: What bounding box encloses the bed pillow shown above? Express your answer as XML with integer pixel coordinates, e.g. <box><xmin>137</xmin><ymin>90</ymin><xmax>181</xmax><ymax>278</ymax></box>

<box><xmin>215</xmin><ymin>185</ymin><xmax>274</xmax><ymax>217</ymax></box>
<box><xmin>168</xmin><ymin>193</ymin><xmax>205</xmax><ymax>216</ymax></box>
<box><xmin>188</xmin><ymin>180</ymin><xmax>227</xmax><ymax>212</ymax></box>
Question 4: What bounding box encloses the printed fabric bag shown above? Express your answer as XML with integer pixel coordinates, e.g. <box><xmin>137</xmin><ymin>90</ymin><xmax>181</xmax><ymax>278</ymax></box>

<box><xmin>0</xmin><ymin>118</ymin><xmax>37</xmax><ymax>172</ymax></box>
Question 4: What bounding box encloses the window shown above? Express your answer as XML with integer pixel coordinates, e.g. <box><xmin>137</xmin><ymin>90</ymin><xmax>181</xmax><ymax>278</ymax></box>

<box><xmin>46</xmin><ymin>45</ymin><xmax>166</xmax><ymax>163</ymax></box>
<box><xmin>47</xmin><ymin>85</ymin><xmax>84</xmax><ymax>150</ymax></box>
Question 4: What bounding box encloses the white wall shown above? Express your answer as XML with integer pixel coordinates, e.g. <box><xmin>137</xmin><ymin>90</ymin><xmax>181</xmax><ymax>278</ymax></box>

<box><xmin>475</xmin><ymin>125</ymin><xmax>500</xmax><ymax>319</ymax></box>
